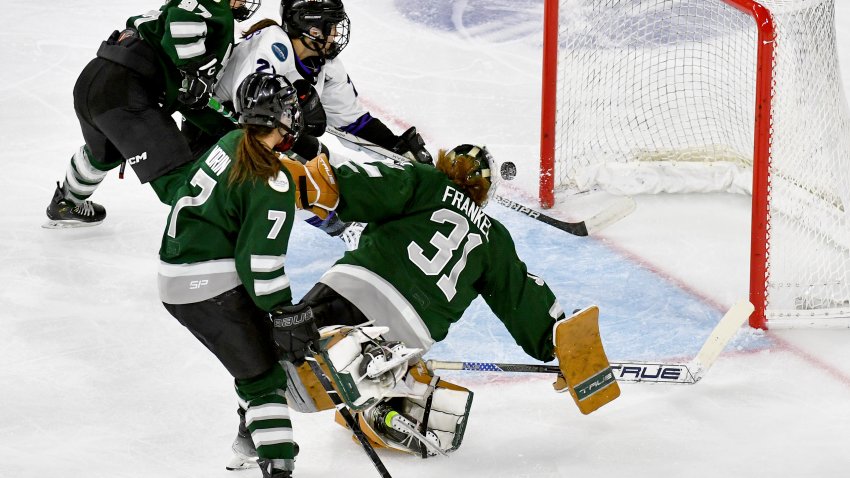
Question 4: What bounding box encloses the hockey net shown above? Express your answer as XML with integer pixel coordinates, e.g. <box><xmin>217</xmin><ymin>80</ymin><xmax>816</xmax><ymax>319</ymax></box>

<box><xmin>540</xmin><ymin>0</ymin><xmax>850</xmax><ymax>328</ymax></box>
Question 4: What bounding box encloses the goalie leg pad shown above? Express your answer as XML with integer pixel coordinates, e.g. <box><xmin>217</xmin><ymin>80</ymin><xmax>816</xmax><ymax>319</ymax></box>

<box><xmin>336</xmin><ymin>363</ymin><xmax>473</xmax><ymax>457</ymax></box>
<box><xmin>281</xmin><ymin>359</ymin><xmax>335</xmax><ymax>413</ymax></box>
<box><xmin>278</xmin><ymin>326</ymin><xmax>424</xmax><ymax>413</ymax></box>
<box><xmin>320</xmin><ymin>327</ymin><xmax>423</xmax><ymax>410</ymax></box>
<box><xmin>400</xmin><ymin>365</ymin><xmax>473</xmax><ymax>454</ymax></box>
<box><xmin>553</xmin><ymin>306</ymin><xmax>620</xmax><ymax>415</ymax></box>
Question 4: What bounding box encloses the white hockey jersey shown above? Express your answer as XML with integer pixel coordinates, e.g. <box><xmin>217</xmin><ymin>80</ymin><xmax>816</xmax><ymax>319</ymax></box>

<box><xmin>215</xmin><ymin>25</ymin><xmax>367</xmax><ymax>129</ymax></box>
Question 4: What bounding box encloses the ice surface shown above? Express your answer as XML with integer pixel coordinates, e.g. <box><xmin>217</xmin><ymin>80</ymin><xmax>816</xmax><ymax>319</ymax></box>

<box><xmin>2</xmin><ymin>1</ymin><xmax>850</xmax><ymax>477</ymax></box>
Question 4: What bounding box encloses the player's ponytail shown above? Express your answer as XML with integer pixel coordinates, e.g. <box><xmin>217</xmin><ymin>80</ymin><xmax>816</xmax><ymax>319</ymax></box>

<box><xmin>241</xmin><ymin>19</ymin><xmax>280</xmax><ymax>38</ymax></box>
<box><xmin>436</xmin><ymin>149</ymin><xmax>490</xmax><ymax>206</ymax></box>
<box><xmin>231</xmin><ymin>125</ymin><xmax>282</xmax><ymax>185</ymax></box>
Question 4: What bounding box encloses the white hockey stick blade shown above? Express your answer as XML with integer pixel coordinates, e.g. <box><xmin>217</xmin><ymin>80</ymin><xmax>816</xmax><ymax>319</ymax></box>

<box><xmin>582</xmin><ymin>196</ymin><xmax>636</xmax><ymax>235</ymax></box>
<box><xmin>687</xmin><ymin>300</ymin><xmax>754</xmax><ymax>382</ymax></box>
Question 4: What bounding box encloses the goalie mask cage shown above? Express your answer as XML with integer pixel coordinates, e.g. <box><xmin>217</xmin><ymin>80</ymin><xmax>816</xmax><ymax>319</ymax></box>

<box><xmin>539</xmin><ymin>0</ymin><xmax>850</xmax><ymax>329</ymax></box>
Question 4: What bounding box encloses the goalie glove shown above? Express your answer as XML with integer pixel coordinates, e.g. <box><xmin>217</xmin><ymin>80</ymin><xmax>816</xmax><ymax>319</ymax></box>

<box><xmin>270</xmin><ymin>302</ymin><xmax>321</xmax><ymax>364</ymax></box>
<box><xmin>280</xmin><ymin>154</ymin><xmax>339</xmax><ymax>219</ymax></box>
<box><xmin>177</xmin><ymin>54</ymin><xmax>219</xmax><ymax>110</ymax></box>
<box><xmin>393</xmin><ymin>127</ymin><xmax>433</xmax><ymax>165</ymax></box>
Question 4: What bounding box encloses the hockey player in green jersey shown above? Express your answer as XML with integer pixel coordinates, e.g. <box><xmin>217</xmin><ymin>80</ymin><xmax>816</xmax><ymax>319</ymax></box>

<box><xmin>265</xmin><ymin>145</ymin><xmax>620</xmax><ymax>457</ymax></box>
<box><xmin>314</xmin><ymin>146</ymin><xmax>560</xmax><ymax>363</ymax></box>
<box><xmin>157</xmin><ymin>72</ymin><xmax>343</xmax><ymax>478</ymax></box>
<box><xmin>44</xmin><ymin>0</ymin><xmax>262</xmax><ymax>228</ymax></box>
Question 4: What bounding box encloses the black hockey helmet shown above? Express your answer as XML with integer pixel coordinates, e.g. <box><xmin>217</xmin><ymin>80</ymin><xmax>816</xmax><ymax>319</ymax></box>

<box><xmin>445</xmin><ymin>144</ymin><xmax>499</xmax><ymax>205</ymax></box>
<box><xmin>237</xmin><ymin>72</ymin><xmax>304</xmax><ymax>146</ymax></box>
<box><xmin>231</xmin><ymin>0</ymin><xmax>262</xmax><ymax>22</ymax></box>
<box><xmin>280</xmin><ymin>0</ymin><xmax>350</xmax><ymax>60</ymax></box>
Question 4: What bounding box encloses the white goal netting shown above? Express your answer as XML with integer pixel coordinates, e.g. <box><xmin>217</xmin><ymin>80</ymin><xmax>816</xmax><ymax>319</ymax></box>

<box><xmin>549</xmin><ymin>0</ymin><xmax>850</xmax><ymax>326</ymax></box>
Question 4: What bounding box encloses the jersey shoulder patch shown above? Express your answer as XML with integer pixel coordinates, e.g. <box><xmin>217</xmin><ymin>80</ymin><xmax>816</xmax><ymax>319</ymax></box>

<box><xmin>268</xmin><ymin>170</ymin><xmax>290</xmax><ymax>193</ymax></box>
<box><xmin>271</xmin><ymin>42</ymin><xmax>289</xmax><ymax>62</ymax></box>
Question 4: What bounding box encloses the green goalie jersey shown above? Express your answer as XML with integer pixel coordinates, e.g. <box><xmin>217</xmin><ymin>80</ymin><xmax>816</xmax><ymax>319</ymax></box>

<box><xmin>158</xmin><ymin>130</ymin><xmax>297</xmax><ymax>311</ymax></box>
<box><xmin>323</xmin><ymin>159</ymin><xmax>564</xmax><ymax>362</ymax></box>
<box><xmin>128</xmin><ymin>0</ymin><xmax>236</xmax><ymax>131</ymax></box>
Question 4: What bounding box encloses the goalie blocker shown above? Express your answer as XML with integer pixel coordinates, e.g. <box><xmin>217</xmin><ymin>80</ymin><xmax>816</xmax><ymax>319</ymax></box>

<box><xmin>552</xmin><ymin>306</ymin><xmax>620</xmax><ymax>414</ymax></box>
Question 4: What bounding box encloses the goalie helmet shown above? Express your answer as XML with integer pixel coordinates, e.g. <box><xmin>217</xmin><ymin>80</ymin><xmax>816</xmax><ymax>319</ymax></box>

<box><xmin>444</xmin><ymin>144</ymin><xmax>499</xmax><ymax>206</ymax></box>
<box><xmin>231</xmin><ymin>0</ymin><xmax>261</xmax><ymax>22</ymax></box>
<box><xmin>280</xmin><ymin>0</ymin><xmax>351</xmax><ymax>60</ymax></box>
<box><xmin>237</xmin><ymin>72</ymin><xmax>304</xmax><ymax>146</ymax></box>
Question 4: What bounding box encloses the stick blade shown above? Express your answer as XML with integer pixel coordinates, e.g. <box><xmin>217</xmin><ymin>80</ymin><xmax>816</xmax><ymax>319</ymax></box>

<box><xmin>582</xmin><ymin>196</ymin><xmax>636</xmax><ymax>235</ymax></box>
<box><xmin>690</xmin><ymin>300</ymin><xmax>754</xmax><ymax>380</ymax></box>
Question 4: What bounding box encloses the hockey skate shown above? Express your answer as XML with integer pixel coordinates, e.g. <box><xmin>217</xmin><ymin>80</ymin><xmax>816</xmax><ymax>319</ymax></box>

<box><xmin>258</xmin><ymin>459</ymin><xmax>292</xmax><ymax>478</ymax></box>
<box><xmin>43</xmin><ymin>182</ymin><xmax>106</xmax><ymax>229</ymax></box>
<box><xmin>368</xmin><ymin>402</ymin><xmax>445</xmax><ymax>457</ymax></box>
<box><xmin>225</xmin><ymin>408</ymin><xmax>258</xmax><ymax>471</ymax></box>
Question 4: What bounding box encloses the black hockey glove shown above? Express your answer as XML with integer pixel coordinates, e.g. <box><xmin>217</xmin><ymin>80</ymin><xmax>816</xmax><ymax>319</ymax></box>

<box><xmin>393</xmin><ymin>126</ymin><xmax>433</xmax><ymax>165</ymax></box>
<box><xmin>269</xmin><ymin>302</ymin><xmax>321</xmax><ymax>363</ymax></box>
<box><xmin>287</xmin><ymin>134</ymin><xmax>330</xmax><ymax>160</ymax></box>
<box><xmin>293</xmin><ymin>80</ymin><xmax>327</xmax><ymax>137</ymax></box>
<box><xmin>177</xmin><ymin>55</ymin><xmax>219</xmax><ymax>110</ymax></box>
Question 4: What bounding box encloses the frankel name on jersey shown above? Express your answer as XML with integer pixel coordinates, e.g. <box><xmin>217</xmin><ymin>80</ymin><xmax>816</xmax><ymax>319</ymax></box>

<box><xmin>441</xmin><ymin>185</ymin><xmax>491</xmax><ymax>239</ymax></box>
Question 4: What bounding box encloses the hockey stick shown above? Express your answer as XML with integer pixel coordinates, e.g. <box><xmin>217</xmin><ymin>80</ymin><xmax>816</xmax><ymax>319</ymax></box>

<box><xmin>426</xmin><ymin>360</ymin><xmax>695</xmax><ymax>384</ymax></box>
<box><xmin>208</xmin><ymin>96</ymin><xmax>237</xmax><ymax>123</ymax></box>
<box><xmin>206</xmin><ymin>98</ymin><xmax>633</xmax><ymax>236</ymax></box>
<box><xmin>491</xmin><ymin>194</ymin><xmax>635</xmax><ymax>237</ymax></box>
<box><xmin>324</xmin><ymin>127</ymin><xmax>635</xmax><ymax>236</ymax></box>
<box><xmin>305</xmin><ymin>352</ymin><xmax>393</xmax><ymax>478</ymax></box>
<box><xmin>418</xmin><ymin>375</ymin><xmax>440</xmax><ymax>458</ymax></box>
<box><xmin>426</xmin><ymin>300</ymin><xmax>753</xmax><ymax>384</ymax></box>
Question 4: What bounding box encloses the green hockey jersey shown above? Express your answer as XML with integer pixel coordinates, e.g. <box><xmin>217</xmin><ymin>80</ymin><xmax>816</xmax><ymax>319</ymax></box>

<box><xmin>128</xmin><ymin>0</ymin><xmax>236</xmax><ymax>133</ymax></box>
<box><xmin>322</xmin><ymin>159</ymin><xmax>564</xmax><ymax>362</ymax></box>
<box><xmin>158</xmin><ymin>130</ymin><xmax>297</xmax><ymax>311</ymax></box>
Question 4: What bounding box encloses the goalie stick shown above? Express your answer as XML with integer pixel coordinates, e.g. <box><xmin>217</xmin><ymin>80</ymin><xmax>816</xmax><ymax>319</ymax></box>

<box><xmin>324</xmin><ymin>127</ymin><xmax>635</xmax><ymax>236</ymax></box>
<box><xmin>426</xmin><ymin>300</ymin><xmax>753</xmax><ymax>384</ymax></box>
<box><xmin>304</xmin><ymin>352</ymin><xmax>393</xmax><ymax>478</ymax></box>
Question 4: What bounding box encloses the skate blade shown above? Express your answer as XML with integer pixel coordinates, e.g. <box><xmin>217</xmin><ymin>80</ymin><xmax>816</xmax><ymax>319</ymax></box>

<box><xmin>42</xmin><ymin>219</ymin><xmax>104</xmax><ymax>229</ymax></box>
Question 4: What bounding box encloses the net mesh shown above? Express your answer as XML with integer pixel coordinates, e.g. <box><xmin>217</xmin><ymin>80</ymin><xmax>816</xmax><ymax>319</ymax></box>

<box><xmin>552</xmin><ymin>0</ymin><xmax>850</xmax><ymax>323</ymax></box>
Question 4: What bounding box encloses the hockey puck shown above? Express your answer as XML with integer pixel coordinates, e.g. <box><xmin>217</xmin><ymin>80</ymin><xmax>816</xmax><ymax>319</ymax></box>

<box><xmin>500</xmin><ymin>161</ymin><xmax>517</xmax><ymax>180</ymax></box>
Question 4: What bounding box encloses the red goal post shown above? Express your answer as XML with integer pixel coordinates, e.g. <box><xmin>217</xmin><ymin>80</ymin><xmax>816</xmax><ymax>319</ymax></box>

<box><xmin>539</xmin><ymin>0</ymin><xmax>850</xmax><ymax>329</ymax></box>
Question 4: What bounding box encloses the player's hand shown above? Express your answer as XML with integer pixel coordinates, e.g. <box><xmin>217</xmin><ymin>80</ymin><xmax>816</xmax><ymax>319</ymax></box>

<box><xmin>293</xmin><ymin>79</ymin><xmax>327</xmax><ymax>136</ymax></box>
<box><xmin>269</xmin><ymin>302</ymin><xmax>321</xmax><ymax>363</ymax></box>
<box><xmin>178</xmin><ymin>55</ymin><xmax>218</xmax><ymax>110</ymax></box>
<box><xmin>393</xmin><ymin>126</ymin><xmax>433</xmax><ymax>165</ymax></box>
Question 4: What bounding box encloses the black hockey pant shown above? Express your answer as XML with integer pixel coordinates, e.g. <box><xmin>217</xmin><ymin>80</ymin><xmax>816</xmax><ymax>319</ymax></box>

<box><xmin>71</xmin><ymin>47</ymin><xmax>193</xmax><ymax>203</ymax></box>
<box><xmin>163</xmin><ymin>286</ymin><xmax>297</xmax><ymax>468</ymax></box>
